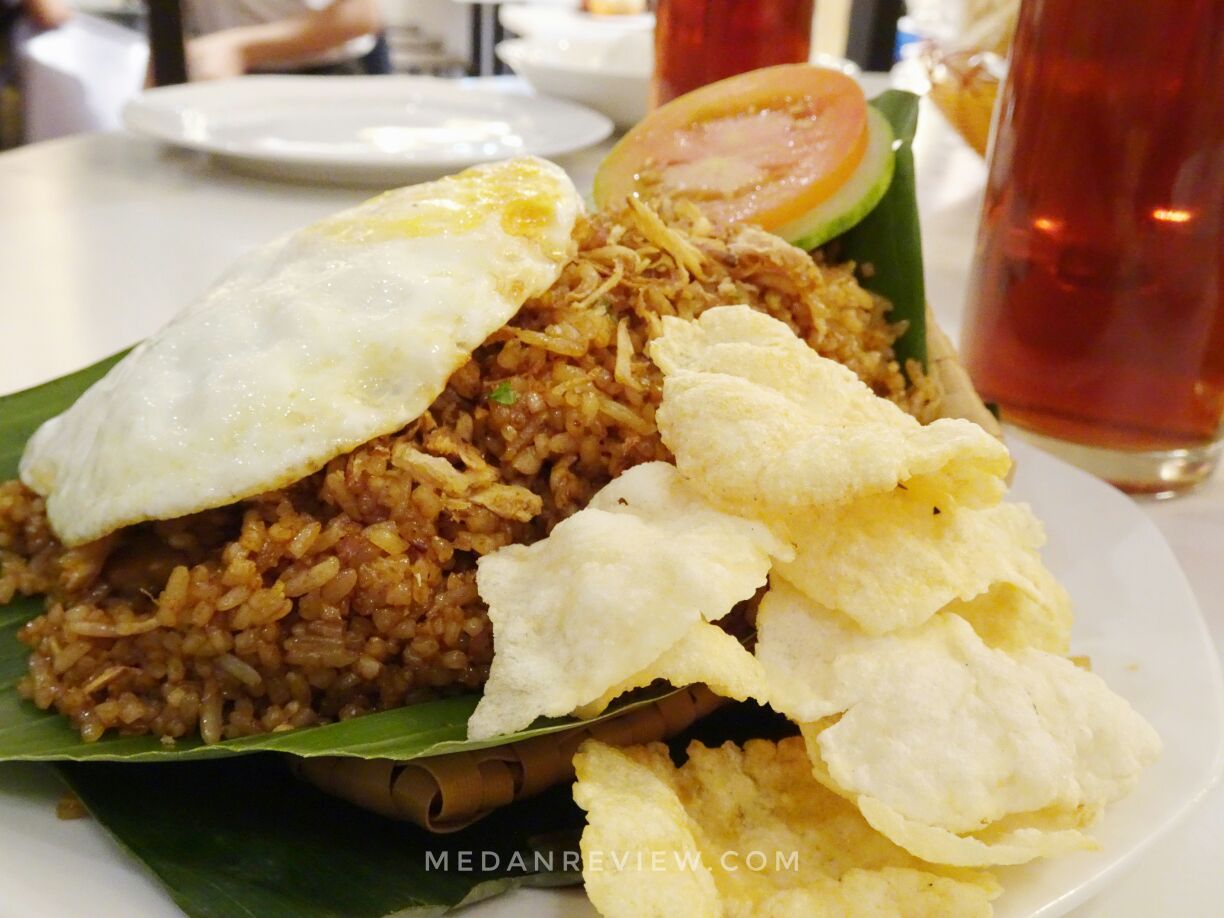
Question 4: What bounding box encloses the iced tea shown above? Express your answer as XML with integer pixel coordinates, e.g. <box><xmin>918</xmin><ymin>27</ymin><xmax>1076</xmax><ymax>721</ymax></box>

<box><xmin>652</xmin><ymin>0</ymin><xmax>815</xmax><ymax>106</ymax></box>
<box><xmin>961</xmin><ymin>0</ymin><xmax>1224</xmax><ymax>492</ymax></box>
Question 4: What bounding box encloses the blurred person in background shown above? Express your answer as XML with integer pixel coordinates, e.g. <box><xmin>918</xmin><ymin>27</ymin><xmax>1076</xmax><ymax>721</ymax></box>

<box><xmin>1</xmin><ymin>0</ymin><xmax>69</xmax><ymax>33</ymax></box>
<box><xmin>182</xmin><ymin>0</ymin><xmax>389</xmax><ymax>80</ymax></box>
<box><xmin>1</xmin><ymin>0</ymin><xmax>70</xmax><ymax>147</ymax></box>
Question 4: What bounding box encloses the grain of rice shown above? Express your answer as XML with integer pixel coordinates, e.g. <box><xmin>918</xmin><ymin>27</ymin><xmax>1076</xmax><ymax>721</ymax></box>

<box><xmin>56</xmin><ymin>793</ymin><xmax>87</xmax><ymax>820</ymax></box>
<box><xmin>200</xmin><ymin>680</ymin><xmax>222</xmax><ymax>745</ymax></box>
<box><xmin>288</xmin><ymin>520</ymin><xmax>321</xmax><ymax>559</ymax></box>
<box><xmin>217</xmin><ymin>653</ymin><xmax>263</xmax><ymax>689</ymax></box>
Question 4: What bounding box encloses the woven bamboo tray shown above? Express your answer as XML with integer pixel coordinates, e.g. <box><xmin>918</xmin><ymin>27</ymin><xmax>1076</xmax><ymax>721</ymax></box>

<box><xmin>294</xmin><ymin>314</ymin><xmax>999</xmax><ymax>831</ymax></box>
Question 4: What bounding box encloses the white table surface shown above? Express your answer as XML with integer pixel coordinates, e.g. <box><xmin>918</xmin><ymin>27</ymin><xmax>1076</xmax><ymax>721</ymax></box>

<box><xmin>0</xmin><ymin>96</ymin><xmax>1220</xmax><ymax>918</ymax></box>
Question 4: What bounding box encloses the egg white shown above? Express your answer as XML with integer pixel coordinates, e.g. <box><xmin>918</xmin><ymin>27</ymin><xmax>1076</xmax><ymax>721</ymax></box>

<box><xmin>20</xmin><ymin>156</ymin><xmax>583</xmax><ymax>546</ymax></box>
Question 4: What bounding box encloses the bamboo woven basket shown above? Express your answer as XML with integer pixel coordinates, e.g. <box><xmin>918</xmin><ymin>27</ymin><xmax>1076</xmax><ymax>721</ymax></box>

<box><xmin>294</xmin><ymin>313</ymin><xmax>1000</xmax><ymax>831</ymax></box>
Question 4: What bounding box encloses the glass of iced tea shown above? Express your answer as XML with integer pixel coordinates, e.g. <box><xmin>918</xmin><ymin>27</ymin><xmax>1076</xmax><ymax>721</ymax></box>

<box><xmin>652</xmin><ymin>0</ymin><xmax>815</xmax><ymax>106</ymax></box>
<box><xmin>961</xmin><ymin>0</ymin><xmax>1224</xmax><ymax>496</ymax></box>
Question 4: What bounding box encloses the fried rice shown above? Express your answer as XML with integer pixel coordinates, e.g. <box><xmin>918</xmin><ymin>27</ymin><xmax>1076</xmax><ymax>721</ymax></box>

<box><xmin>0</xmin><ymin>200</ymin><xmax>938</xmax><ymax>744</ymax></box>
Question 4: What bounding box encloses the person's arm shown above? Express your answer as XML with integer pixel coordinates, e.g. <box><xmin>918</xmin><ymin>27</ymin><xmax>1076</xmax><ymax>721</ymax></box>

<box><xmin>21</xmin><ymin>0</ymin><xmax>71</xmax><ymax>29</ymax></box>
<box><xmin>187</xmin><ymin>0</ymin><xmax>382</xmax><ymax>81</ymax></box>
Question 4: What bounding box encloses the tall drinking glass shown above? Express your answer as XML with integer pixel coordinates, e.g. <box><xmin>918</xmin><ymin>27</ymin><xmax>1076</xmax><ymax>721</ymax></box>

<box><xmin>652</xmin><ymin>0</ymin><xmax>815</xmax><ymax>106</ymax></box>
<box><xmin>960</xmin><ymin>0</ymin><xmax>1224</xmax><ymax>496</ymax></box>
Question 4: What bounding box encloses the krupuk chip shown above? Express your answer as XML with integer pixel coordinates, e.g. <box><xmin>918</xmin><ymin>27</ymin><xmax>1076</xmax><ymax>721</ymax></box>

<box><xmin>468</xmin><ymin>462</ymin><xmax>790</xmax><ymax>739</ymax></box>
<box><xmin>774</xmin><ymin>487</ymin><xmax>1052</xmax><ymax>634</ymax></box>
<box><xmin>649</xmin><ymin>306</ymin><xmax>1010</xmax><ymax>516</ymax></box>
<box><xmin>574</xmin><ymin>620</ymin><xmax>765</xmax><ymax>719</ymax></box>
<box><xmin>573</xmin><ymin>737</ymin><xmax>1000</xmax><ymax>918</ymax></box>
<box><xmin>649</xmin><ymin>305</ymin><xmax>1047</xmax><ymax>635</ymax></box>
<box><xmin>755</xmin><ymin>582</ymin><xmax>1160</xmax><ymax>864</ymax></box>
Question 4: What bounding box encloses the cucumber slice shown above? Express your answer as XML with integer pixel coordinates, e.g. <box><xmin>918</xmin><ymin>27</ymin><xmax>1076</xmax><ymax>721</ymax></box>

<box><xmin>774</xmin><ymin>106</ymin><xmax>896</xmax><ymax>250</ymax></box>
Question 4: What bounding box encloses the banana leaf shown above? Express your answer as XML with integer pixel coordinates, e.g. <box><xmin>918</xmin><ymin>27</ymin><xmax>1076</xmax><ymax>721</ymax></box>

<box><xmin>845</xmin><ymin>91</ymin><xmax>927</xmax><ymax>369</ymax></box>
<box><xmin>0</xmin><ymin>355</ymin><xmax>679</xmax><ymax>763</ymax></box>
<box><xmin>61</xmin><ymin>754</ymin><xmax>585</xmax><ymax>918</ymax></box>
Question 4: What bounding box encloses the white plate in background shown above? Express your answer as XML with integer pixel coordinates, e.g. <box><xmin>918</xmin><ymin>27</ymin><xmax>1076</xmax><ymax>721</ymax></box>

<box><xmin>0</xmin><ymin>440</ymin><xmax>1219</xmax><ymax>917</ymax></box>
<box><xmin>123</xmin><ymin>76</ymin><xmax>613</xmax><ymax>186</ymax></box>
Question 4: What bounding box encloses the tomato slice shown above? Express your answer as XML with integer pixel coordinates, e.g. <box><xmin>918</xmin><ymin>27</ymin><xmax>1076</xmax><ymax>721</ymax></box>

<box><xmin>594</xmin><ymin>64</ymin><xmax>869</xmax><ymax>230</ymax></box>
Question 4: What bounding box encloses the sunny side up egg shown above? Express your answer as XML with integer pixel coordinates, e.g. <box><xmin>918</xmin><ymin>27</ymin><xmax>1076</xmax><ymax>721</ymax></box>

<box><xmin>20</xmin><ymin>156</ymin><xmax>584</xmax><ymax>547</ymax></box>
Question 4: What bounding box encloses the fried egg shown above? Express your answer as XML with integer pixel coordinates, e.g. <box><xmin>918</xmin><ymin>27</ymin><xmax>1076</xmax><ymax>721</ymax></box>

<box><xmin>20</xmin><ymin>156</ymin><xmax>583</xmax><ymax>546</ymax></box>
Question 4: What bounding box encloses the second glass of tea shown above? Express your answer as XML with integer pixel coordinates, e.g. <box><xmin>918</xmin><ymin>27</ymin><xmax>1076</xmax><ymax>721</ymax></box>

<box><xmin>961</xmin><ymin>0</ymin><xmax>1224</xmax><ymax>497</ymax></box>
<box><xmin>652</xmin><ymin>0</ymin><xmax>815</xmax><ymax>106</ymax></box>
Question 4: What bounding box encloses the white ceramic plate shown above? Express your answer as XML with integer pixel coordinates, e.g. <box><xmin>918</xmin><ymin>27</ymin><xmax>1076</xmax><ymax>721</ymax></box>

<box><xmin>0</xmin><ymin>440</ymin><xmax>1220</xmax><ymax>917</ymax></box>
<box><xmin>123</xmin><ymin>76</ymin><xmax>614</xmax><ymax>186</ymax></box>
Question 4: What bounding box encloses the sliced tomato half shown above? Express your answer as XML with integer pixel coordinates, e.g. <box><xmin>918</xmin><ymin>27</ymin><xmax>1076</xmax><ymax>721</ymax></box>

<box><xmin>594</xmin><ymin>64</ymin><xmax>870</xmax><ymax>231</ymax></box>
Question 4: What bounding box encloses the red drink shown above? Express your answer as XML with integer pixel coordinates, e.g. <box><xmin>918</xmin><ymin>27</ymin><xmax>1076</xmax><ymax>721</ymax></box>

<box><xmin>652</xmin><ymin>0</ymin><xmax>815</xmax><ymax>106</ymax></box>
<box><xmin>961</xmin><ymin>0</ymin><xmax>1224</xmax><ymax>494</ymax></box>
